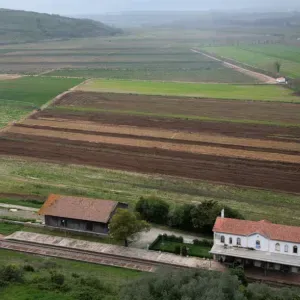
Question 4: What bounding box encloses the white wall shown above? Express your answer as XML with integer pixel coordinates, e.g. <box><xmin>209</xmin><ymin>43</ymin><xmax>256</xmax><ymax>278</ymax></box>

<box><xmin>214</xmin><ymin>232</ymin><xmax>300</xmax><ymax>256</ymax></box>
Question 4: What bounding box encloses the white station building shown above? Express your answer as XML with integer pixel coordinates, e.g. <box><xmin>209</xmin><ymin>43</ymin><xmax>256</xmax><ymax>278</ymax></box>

<box><xmin>210</xmin><ymin>214</ymin><xmax>300</xmax><ymax>274</ymax></box>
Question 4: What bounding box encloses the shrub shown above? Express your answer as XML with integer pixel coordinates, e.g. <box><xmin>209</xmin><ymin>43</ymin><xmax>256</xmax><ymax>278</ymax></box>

<box><xmin>181</xmin><ymin>246</ymin><xmax>188</xmax><ymax>257</ymax></box>
<box><xmin>136</xmin><ymin>196</ymin><xmax>169</xmax><ymax>224</ymax></box>
<box><xmin>72</xmin><ymin>272</ymin><xmax>80</xmax><ymax>278</ymax></box>
<box><xmin>193</xmin><ymin>239</ymin><xmax>213</xmax><ymax>247</ymax></box>
<box><xmin>174</xmin><ymin>245</ymin><xmax>181</xmax><ymax>255</ymax></box>
<box><xmin>0</xmin><ymin>264</ymin><xmax>24</xmax><ymax>283</ymax></box>
<box><xmin>23</xmin><ymin>264</ymin><xmax>35</xmax><ymax>272</ymax></box>
<box><xmin>71</xmin><ymin>286</ymin><xmax>102</xmax><ymax>300</ymax></box>
<box><xmin>170</xmin><ymin>204</ymin><xmax>195</xmax><ymax>231</ymax></box>
<box><xmin>80</xmin><ymin>276</ymin><xmax>106</xmax><ymax>291</ymax></box>
<box><xmin>229</xmin><ymin>267</ymin><xmax>248</xmax><ymax>286</ymax></box>
<box><xmin>41</xmin><ymin>260</ymin><xmax>57</xmax><ymax>270</ymax></box>
<box><xmin>162</xmin><ymin>234</ymin><xmax>183</xmax><ymax>243</ymax></box>
<box><xmin>50</xmin><ymin>271</ymin><xmax>65</xmax><ymax>286</ymax></box>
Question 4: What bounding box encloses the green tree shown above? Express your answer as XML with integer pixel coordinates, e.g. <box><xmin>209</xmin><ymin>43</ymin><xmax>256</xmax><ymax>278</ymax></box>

<box><xmin>168</xmin><ymin>204</ymin><xmax>195</xmax><ymax>231</ymax></box>
<box><xmin>120</xmin><ymin>269</ymin><xmax>247</xmax><ymax>300</ymax></box>
<box><xmin>190</xmin><ymin>200</ymin><xmax>220</xmax><ymax>233</ymax></box>
<box><xmin>136</xmin><ymin>196</ymin><xmax>169</xmax><ymax>224</ymax></box>
<box><xmin>109</xmin><ymin>209</ymin><xmax>150</xmax><ymax>247</ymax></box>
<box><xmin>274</xmin><ymin>61</ymin><xmax>282</xmax><ymax>74</ymax></box>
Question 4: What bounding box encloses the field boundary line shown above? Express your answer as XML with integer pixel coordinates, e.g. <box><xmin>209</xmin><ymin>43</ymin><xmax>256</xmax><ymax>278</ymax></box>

<box><xmin>40</xmin><ymin>78</ymin><xmax>90</xmax><ymax>111</ymax></box>
<box><xmin>0</xmin><ymin>78</ymin><xmax>88</xmax><ymax>134</ymax></box>
<box><xmin>191</xmin><ymin>49</ymin><xmax>277</xmax><ymax>84</ymax></box>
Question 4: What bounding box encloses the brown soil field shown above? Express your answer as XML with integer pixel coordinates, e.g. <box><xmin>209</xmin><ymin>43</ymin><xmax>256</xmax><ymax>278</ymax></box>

<box><xmin>21</xmin><ymin>119</ymin><xmax>300</xmax><ymax>152</ymax></box>
<box><xmin>33</xmin><ymin>109</ymin><xmax>300</xmax><ymax>142</ymax></box>
<box><xmin>1</xmin><ymin>91</ymin><xmax>300</xmax><ymax>194</ymax></box>
<box><xmin>6</xmin><ymin>126</ymin><xmax>300</xmax><ymax>163</ymax></box>
<box><xmin>56</xmin><ymin>92</ymin><xmax>300</xmax><ymax>125</ymax></box>
<box><xmin>1</xmin><ymin>133</ymin><xmax>300</xmax><ymax>193</ymax></box>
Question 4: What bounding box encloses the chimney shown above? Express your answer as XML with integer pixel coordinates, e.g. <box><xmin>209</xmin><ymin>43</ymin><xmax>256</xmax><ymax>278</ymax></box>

<box><xmin>221</xmin><ymin>209</ymin><xmax>225</xmax><ymax>218</ymax></box>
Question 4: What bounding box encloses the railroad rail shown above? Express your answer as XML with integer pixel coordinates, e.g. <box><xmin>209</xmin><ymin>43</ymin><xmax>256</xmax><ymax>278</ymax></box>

<box><xmin>0</xmin><ymin>239</ymin><xmax>190</xmax><ymax>272</ymax></box>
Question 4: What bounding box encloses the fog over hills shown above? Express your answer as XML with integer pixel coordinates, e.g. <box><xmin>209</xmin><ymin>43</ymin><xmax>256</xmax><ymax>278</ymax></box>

<box><xmin>1</xmin><ymin>0</ymin><xmax>300</xmax><ymax>15</ymax></box>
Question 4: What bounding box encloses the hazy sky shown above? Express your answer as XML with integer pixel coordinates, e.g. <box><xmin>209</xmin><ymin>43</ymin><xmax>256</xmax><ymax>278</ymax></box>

<box><xmin>1</xmin><ymin>0</ymin><xmax>299</xmax><ymax>14</ymax></box>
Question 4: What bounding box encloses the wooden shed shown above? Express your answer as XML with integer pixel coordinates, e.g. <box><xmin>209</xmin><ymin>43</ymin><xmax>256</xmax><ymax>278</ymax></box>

<box><xmin>38</xmin><ymin>194</ymin><xmax>128</xmax><ymax>235</ymax></box>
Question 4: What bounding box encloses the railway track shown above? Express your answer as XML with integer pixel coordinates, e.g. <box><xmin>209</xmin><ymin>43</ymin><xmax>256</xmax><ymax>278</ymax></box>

<box><xmin>0</xmin><ymin>239</ymin><xmax>189</xmax><ymax>272</ymax></box>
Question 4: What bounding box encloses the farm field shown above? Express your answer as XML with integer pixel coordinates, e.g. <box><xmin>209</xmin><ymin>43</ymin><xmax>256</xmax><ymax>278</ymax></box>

<box><xmin>0</xmin><ymin>76</ymin><xmax>83</xmax><ymax>128</ymax></box>
<box><xmin>1</xmin><ymin>156</ymin><xmax>300</xmax><ymax>226</ymax></box>
<box><xmin>1</xmin><ymin>90</ymin><xmax>300</xmax><ymax>196</ymax></box>
<box><xmin>0</xmin><ymin>32</ymin><xmax>259</xmax><ymax>83</ymax></box>
<box><xmin>78</xmin><ymin>79</ymin><xmax>300</xmax><ymax>102</ymax></box>
<box><xmin>202</xmin><ymin>45</ymin><xmax>300</xmax><ymax>78</ymax></box>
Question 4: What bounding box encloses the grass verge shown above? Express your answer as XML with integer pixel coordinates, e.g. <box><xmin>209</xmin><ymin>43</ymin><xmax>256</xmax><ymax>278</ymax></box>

<box><xmin>1</xmin><ymin>156</ymin><xmax>300</xmax><ymax>226</ymax></box>
<box><xmin>0</xmin><ymin>248</ymin><xmax>141</xmax><ymax>300</ymax></box>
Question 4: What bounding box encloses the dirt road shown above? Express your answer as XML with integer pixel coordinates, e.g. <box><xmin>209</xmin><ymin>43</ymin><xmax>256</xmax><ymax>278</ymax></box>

<box><xmin>191</xmin><ymin>49</ymin><xmax>277</xmax><ymax>84</ymax></box>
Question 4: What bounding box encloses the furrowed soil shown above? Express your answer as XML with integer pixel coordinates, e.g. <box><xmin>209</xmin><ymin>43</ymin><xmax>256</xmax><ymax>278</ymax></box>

<box><xmin>1</xmin><ymin>91</ymin><xmax>300</xmax><ymax>193</ymax></box>
<box><xmin>55</xmin><ymin>92</ymin><xmax>300</xmax><ymax>125</ymax></box>
<box><xmin>1</xmin><ymin>133</ymin><xmax>299</xmax><ymax>193</ymax></box>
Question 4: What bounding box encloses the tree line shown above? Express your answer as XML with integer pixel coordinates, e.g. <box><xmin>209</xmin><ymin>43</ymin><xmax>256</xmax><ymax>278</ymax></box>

<box><xmin>136</xmin><ymin>196</ymin><xmax>243</xmax><ymax>234</ymax></box>
<box><xmin>121</xmin><ymin>268</ymin><xmax>300</xmax><ymax>300</ymax></box>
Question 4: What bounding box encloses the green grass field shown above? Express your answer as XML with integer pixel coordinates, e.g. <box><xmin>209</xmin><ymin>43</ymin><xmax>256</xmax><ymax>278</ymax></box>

<box><xmin>0</xmin><ymin>197</ymin><xmax>43</xmax><ymax>208</ymax></box>
<box><xmin>0</xmin><ymin>223</ymin><xmax>24</xmax><ymax>235</ymax></box>
<box><xmin>45</xmin><ymin>65</ymin><xmax>257</xmax><ymax>83</ymax></box>
<box><xmin>1</xmin><ymin>156</ymin><xmax>300</xmax><ymax>226</ymax></box>
<box><xmin>0</xmin><ymin>249</ymin><xmax>141</xmax><ymax>300</ymax></box>
<box><xmin>202</xmin><ymin>45</ymin><xmax>300</xmax><ymax>78</ymax></box>
<box><xmin>0</xmin><ymin>76</ymin><xmax>83</xmax><ymax>128</ymax></box>
<box><xmin>79</xmin><ymin>79</ymin><xmax>300</xmax><ymax>102</ymax></box>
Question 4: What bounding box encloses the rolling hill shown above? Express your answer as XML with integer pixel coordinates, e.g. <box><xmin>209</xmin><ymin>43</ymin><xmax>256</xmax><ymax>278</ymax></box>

<box><xmin>0</xmin><ymin>9</ymin><xmax>122</xmax><ymax>44</ymax></box>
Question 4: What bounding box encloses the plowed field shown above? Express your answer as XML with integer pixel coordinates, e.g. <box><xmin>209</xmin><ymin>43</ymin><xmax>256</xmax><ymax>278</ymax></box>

<box><xmin>1</xmin><ymin>91</ymin><xmax>300</xmax><ymax>193</ymax></box>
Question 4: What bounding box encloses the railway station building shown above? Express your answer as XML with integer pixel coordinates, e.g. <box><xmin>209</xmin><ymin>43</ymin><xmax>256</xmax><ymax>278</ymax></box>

<box><xmin>38</xmin><ymin>194</ymin><xmax>128</xmax><ymax>235</ymax></box>
<box><xmin>210</xmin><ymin>214</ymin><xmax>300</xmax><ymax>274</ymax></box>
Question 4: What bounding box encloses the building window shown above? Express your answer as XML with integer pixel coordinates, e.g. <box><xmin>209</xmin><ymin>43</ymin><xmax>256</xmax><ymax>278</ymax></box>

<box><xmin>60</xmin><ymin>219</ymin><xmax>67</xmax><ymax>228</ymax></box>
<box><xmin>275</xmin><ymin>243</ymin><xmax>280</xmax><ymax>252</ymax></box>
<box><xmin>86</xmin><ymin>222</ymin><xmax>93</xmax><ymax>232</ymax></box>
<box><xmin>294</xmin><ymin>246</ymin><xmax>298</xmax><ymax>254</ymax></box>
<box><xmin>229</xmin><ymin>237</ymin><xmax>232</xmax><ymax>244</ymax></box>
<box><xmin>237</xmin><ymin>238</ymin><xmax>241</xmax><ymax>246</ymax></box>
<box><xmin>256</xmin><ymin>240</ymin><xmax>261</xmax><ymax>249</ymax></box>
<box><xmin>284</xmin><ymin>245</ymin><xmax>289</xmax><ymax>253</ymax></box>
<box><xmin>221</xmin><ymin>236</ymin><xmax>225</xmax><ymax>243</ymax></box>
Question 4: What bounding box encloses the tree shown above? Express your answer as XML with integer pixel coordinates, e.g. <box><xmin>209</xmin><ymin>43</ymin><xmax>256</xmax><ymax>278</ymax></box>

<box><xmin>168</xmin><ymin>204</ymin><xmax>195</xmax><ymax>231</ymax></box>
<box><xmin>274</xmin><ymin>61</ymin><xmax>281</xmax><ymax>74</ymax></box>
<box><xmin>120</xmin><ymin>269</ymin><xmax>247</xmax><ymax>300</ymax></box>
<box><xmin>109</xmin><ymin>209</ymin><xmax>150</xmax><ymax>247</ymax></box>
<box><xmin>190</xmin><ymin>200</ymin><xmax>221</xmax><ymax>234</ymax></box>
<box><xmin>190</xmin><ymin>200</ymin><xmax>244</xmax><ymax>234</ymax></box>
<box><xmin>136</xmin><ymin>196</ymin><xmax>169</xmax><ymax>224</ymax></box>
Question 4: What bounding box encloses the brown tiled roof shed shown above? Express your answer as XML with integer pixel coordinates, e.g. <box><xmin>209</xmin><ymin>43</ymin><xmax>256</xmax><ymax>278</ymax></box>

<box><xmin>38</xmin><ymin>194</ymin><xmax>119</xmax><ymax>223</ymax></box>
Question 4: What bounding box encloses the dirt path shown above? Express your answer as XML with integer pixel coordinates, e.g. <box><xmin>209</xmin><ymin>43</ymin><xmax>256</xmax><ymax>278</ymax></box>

<box><xmin>0</xmin><ymin>74</ymin><xmax>22</xmax><ymax>81</ymax></box>
<box><xmin>191</xmin><ymin>49</ymin><xmax>277</xmax><ymax>84</ymax></box>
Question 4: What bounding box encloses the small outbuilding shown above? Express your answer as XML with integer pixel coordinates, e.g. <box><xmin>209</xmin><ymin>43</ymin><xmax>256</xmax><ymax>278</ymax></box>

<box><xmin>276</xmin><ymin>77</ymin><xmax>287</xmax><ymax>84</ymax></box>
<box><xmin>38</xmin><ymin>194</ymin><xmax>128</xmax><ymax>235</ymax></box>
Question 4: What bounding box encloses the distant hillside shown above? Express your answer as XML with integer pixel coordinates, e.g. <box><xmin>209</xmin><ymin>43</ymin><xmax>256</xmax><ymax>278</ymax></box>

<box><xmin>0</xmin><ymin>9</ymin><xmax>122</xmax><ymax>44</ymax></box>
<box><xmin>80</xmin><ymin>11</ymin><xmax>300</xmax><ymax>30</ymax></box>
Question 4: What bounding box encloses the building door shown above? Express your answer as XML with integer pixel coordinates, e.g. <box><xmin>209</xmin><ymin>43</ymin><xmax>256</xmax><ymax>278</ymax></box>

<box><xmin>86</xmin><ymin>222</ymin><xmax>93</xmax><ymax>232</ymax></box>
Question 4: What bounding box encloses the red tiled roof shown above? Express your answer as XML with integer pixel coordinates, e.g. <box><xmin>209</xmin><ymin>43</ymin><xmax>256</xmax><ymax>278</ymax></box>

<box><xmin>39</xmin><ymin>194</ymin><xmax>118</xmax><ymax>223</ymax></box>
<box><xmin>213</xmin><ymin>217</ymin><xmax>300</xmax><ymax>244</ymax></box>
